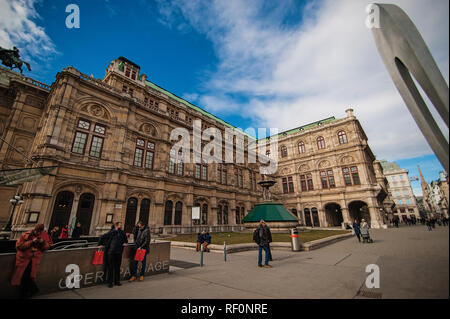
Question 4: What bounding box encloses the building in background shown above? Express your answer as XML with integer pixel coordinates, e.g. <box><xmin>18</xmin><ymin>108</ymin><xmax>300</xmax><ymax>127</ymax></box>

<box><xmin>271</xmin><ymin>108</ymin><xmax>393</xmax><ymax>229</ymax></box>
<box><xmin>418</xmin><ymin>167</ymin><xmax>449</xmax><ymax>219</ymax></box>
<box><xmin>380</xmin><ymin>160</ymin><xmax>420</xmax><ymax>221</ymax></box>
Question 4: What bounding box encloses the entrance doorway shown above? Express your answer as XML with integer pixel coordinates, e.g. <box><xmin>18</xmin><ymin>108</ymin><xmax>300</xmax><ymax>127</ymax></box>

<box><xmin>324</xmin><ymin>203</ymin><xmax>343</xmax><ymax>227</ymax></box>
<box><xmin>304</xmin><ymin>208</ymin><xmax>312</xmax><ymax>227</ymax></box>
<box><xmin>76</xmin><ymin>193</ymin><xmax>95</xmax><ymax>235</ymax></box>
<box><xmin>311</xmin><ymin>207</ymin><xmax>320</xmax><ymax>227</ymax></box>
<box><xmin>49</xmin><ymin>191</ymin><xmax>74</xmax><ymax>230</ymax></box>
<box><xmin>139</xmin><ymin>199</ymin><xmax>150</xmax><ymax>226</ymax></box>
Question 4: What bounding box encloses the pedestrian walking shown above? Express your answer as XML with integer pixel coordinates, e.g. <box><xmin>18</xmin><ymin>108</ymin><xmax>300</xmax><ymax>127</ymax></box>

<box><xmin>253</xmin><ymin>220</ymin><xmax>273</xmax><ymax>268</ymax></box>
<box><xmin>426</xmin><ymin>218</ymin><xmax>432</xmax><ymax>231</ymax></box>
<box><xmin>71</xmin><ymin>222</ymin><xmax>82</xmax><ymax>239</ymax></box>
<box><xmin>59</xmin><ymin>225</ymin><xmax>69</xmax><ymax>239</ymax></box>
<box><xmin>360</xmin><ymin>219</ymin><xmax>373</xmax><ymax>243</ymax></box>
<box><xmin>49</xmin><ymin>226</ymin><xmax>60</xmax><ymax>243</ymax></box>
<box><xmin>10</xmin><ymin>224</ymin><xmax>52</xmax><ymax>298</ymax></box>
<box><xmin>98</xmin><ymin>222</ymin><xmax>128</xmax><ymax>288</ymax></box>
<box><xmin>352</xmin><ymin>219</ymin><xmax>361</xmax><ymax>242</ymax></box>
<box><xmin>129</xmin><ymin>221</ymin><xmax>151</xmax><ymax>282</ymax></box>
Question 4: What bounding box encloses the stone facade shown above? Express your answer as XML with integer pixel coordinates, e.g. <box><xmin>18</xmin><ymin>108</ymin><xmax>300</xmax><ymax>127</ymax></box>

<box><xmin>0</xmin><ymin>58</ymin><xmax>391</xmax><ymax>238</ymax></box>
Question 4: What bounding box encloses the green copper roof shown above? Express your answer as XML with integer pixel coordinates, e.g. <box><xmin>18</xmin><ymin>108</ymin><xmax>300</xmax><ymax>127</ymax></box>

<box><xmin>265</xmin><ymin>117</ymin><xmax>338</xmax><ymax>140</ymax></box>
<box><xmin>242</xmin><ymin>202</ymin><xmax>298</xmax><ymax>223</ymax></box>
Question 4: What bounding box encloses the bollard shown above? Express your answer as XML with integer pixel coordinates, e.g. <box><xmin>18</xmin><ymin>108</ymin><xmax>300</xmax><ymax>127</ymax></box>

<box><xmin>224</xmin><ymin>241</ymin><xmax>227</xmax><ymax>262</ymax></box>
<box><xmin>200</xmin><ymin>244</ymin><xmax>204</xmax><ymax>267</ymax></box>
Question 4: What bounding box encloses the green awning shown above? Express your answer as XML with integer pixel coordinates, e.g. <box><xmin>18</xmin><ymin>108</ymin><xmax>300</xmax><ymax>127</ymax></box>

<box><xmin>0</xmin><ymin>166</ymin><xmax>57</xmax><ymax>186</ymax></box>
<box><xmin>243</xmin><ymin>202</ymin><xmax>298</xmax><ymax>223</ymax></box>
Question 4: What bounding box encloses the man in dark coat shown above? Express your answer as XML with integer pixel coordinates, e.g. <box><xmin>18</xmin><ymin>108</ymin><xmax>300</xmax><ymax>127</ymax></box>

<box><xmin>253</xmin><ymin>220</ymin><xmax>272</xmax><ymax>268</ymax></box>
<box><xmin>352</xmin><ymin>219</ymin><xmax>361</xmax><ymax>242</ymax></box>
<box><xmin>129</xmin><ymin>221</ymin><xmax>151</xmax><ymax>282</ymax></box>
<box><xmin>71</xmin><ymin>222</ymin><xmax>82</xmax><ymax>239</ymax></box>
<box><xmin>98</xmin><ymin>222</ymin><xmax>128</xmax><ymax>288</ymax></box>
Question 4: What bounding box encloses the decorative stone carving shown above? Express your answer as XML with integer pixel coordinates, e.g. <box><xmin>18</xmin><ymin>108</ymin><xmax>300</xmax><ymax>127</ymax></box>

<box><xmin>298</xmin><ymin>164</ymin><xmax>310</xmax><ymax>172</ymax></box>
<box><xmin>340</xmin><ymin>155</ymin><xmax>355</xmax><ymax>164</ymax></box>
<box><xmin>318</xmin><ymin>160</ymin><xmax>331</xmax><ymax>169</ymax></box>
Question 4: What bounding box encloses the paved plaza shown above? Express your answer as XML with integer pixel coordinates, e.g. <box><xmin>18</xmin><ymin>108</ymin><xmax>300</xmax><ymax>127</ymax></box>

<box><xmin>37</xmin><ymin>226</ymin><xmax>448</xmax><ymax>299</ymax></box>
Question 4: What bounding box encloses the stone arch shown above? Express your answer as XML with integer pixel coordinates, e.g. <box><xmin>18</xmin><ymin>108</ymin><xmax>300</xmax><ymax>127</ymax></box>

<box><xmin>324</xmin><ymin>202</ymin><xmax>343</xmax><ymax>227</ymax></box>
<box><xmin>348</xmin><ymin>200</ymin><xmax>371</xmax><ymax>223</ymax></box>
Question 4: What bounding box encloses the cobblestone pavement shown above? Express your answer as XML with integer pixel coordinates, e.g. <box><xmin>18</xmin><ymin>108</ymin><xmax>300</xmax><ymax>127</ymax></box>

<box><xmin>37</xmin><ymin>225</ymin><xmax>448</xmax><ymax>299</ymax></box>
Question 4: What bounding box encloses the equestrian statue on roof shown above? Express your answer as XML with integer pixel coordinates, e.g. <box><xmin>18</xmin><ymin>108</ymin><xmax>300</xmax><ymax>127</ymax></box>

<box><xmin>0</xmin><ymin>46</ymin><xmax>31</xmax><ymax>74</ymax></box>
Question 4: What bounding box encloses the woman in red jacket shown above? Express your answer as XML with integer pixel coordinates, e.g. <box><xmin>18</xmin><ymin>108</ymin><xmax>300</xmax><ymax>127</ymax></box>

<box><xmin>10</xmin><ymin>224</ymin><xmax>52</xmax><ymax>298</ymax></box>
<box><xmin>59</xmin><ymin>225</ymin><xmax>69</xmax><ymax>239</ymax></box>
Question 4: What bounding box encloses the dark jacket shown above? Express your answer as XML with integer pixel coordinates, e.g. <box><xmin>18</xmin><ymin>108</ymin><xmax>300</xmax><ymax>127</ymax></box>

<box><xmin>204</xmin><ymin>233</ymin><xmax>211</xmax><ymax>244</ymax></box>
<box><xmin>352</xmin><ymin>222</ymin><xmax>361</xmax><ymax>234</ymax></box>
<box><xmin>71</xmin><ymin>226</ymin><xmax>82</xmax><ymax>239</ymax></box>
<box><xmin>132</xmin><ymin>225</ymin><xmax>151</xmax><ymax>253</ymax></box>
<box><xmin>98</xmin><ymin>228</ymin><xmax>128</xmax><ymax>255</ymax></box>
<box><xmin>197</xmin><ymin>233</ymin><xmax>204</xmax><ymax>243</ymax></box>
<box><xmin>253</xmin><ymin>225</ymin><xmax>272</xmax><ymax>246</ymax></box>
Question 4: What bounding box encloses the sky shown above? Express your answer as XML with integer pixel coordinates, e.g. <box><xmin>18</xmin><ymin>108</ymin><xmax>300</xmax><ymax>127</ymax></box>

<box><xmin>0</xmin><ymin>0</ymin><xmax>448</xmax><ymax>195</ymax></box>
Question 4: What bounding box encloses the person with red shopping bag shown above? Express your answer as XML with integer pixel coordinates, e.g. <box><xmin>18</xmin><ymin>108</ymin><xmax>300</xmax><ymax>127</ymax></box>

<box><xmin>129</xmin><ymin>221</ymin><xmax>151</xmax><ymax>282</ymax></box>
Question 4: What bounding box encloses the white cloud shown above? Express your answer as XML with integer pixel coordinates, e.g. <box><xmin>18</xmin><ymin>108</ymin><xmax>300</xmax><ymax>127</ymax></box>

<box><xmin>157</xmin><ymin>0</ymin><xmax>449</xmax><ymax>162</ymax></box>
<box><xmin>0</xmin><ymin>0</ymin><xmax>57</xmax><ymax>63</ymax></box>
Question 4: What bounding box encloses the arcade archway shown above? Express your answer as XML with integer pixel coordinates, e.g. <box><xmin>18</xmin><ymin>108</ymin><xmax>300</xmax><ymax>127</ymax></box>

<box><xmin>348</xmin><ymin>201</ymin><xmax>371</xmax><ymax>223</ymax></box>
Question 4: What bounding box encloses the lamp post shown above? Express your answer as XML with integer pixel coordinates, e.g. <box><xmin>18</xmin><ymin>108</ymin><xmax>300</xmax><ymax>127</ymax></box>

<box><xmin>3</xmin><ymin>194</ymin><xmax>24</xmax><ymax>232</ymax></box>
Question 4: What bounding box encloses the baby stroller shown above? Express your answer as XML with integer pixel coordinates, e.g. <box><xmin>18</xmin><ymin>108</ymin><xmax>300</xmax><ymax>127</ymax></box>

<box><xmin>360</xmin><ymin>227</ymin><xmax>373</xmax><ymax>243</ymax></box>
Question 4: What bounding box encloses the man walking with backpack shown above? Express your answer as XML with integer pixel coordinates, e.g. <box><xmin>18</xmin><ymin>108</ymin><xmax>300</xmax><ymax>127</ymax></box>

<box><xmin>253</xmin><ymin>220</ymin><xmax>273</xmax><ymax>268</ymax></box>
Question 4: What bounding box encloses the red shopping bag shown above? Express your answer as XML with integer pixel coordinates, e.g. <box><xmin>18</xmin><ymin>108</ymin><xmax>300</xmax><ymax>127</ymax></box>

<box><xmin>134</xmin><ymin>248</ymin><xmax>146</xmax><ymax>261</ymax></box>
<box><xmin>92</xmin><ymin>250</ymin><xmax>104</xmax><ymax>265</ymax></box>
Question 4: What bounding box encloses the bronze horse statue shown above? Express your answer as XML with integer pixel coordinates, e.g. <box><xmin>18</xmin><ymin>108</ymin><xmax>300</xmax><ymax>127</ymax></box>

<box><xmin>0</xmin><ymin>46</ymin><xmax>31</xmax><ymax>74</ymax></box>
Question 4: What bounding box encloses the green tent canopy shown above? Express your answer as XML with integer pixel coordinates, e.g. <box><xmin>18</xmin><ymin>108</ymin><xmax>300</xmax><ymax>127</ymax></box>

<box><xmin>242</xmin><ymin>202</ymin><xmax>298</xmax><ymax>223</ymax></box>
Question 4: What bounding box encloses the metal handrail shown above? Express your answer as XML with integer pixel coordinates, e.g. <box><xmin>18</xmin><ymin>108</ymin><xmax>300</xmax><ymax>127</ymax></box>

<box><xmin>50</xmin><ymin>240</ymin><xmax>88</xmax><ymax>250</ymax></box>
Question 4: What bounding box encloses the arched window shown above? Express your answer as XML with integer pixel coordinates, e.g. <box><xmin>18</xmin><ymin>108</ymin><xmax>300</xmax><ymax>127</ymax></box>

<box><xmin>139</xmin><ymin>198</ymin><xmax>150</xmax><ymax>226</ymax></box>
<box><xmin>338</xmin><ymin>131</ymin><xmax>348</xmax><ymax>144</ymax></box>
<box><xmin>298</xmin><ymin>141</ymin><xmax>306</xmax><ymax>154</ymax></box>
<box><xmin>281</xmin><ymin>145</ymin><xmax>288</xmax><ymax>158</ymax></box>
<box><xmin>164</xmin><ymin>200</ymin><xmax>173</xmax><ymax>225</ymax></box>
<box><xmin>201</xmin><ymin>204</ymin><xmax>208</xmax><ymax>225</ymax></box>
<box><xmin>174</xmin><ymin>201</ymin><xmax>182</xmax><ymax>225</ymax></box>
<box><xmin>235</xmin><ymin>207</ymin><xmax>241</xmax><ymax>224</ymax></box>
<box><xmin>223</xmin><ymin>205</ymin><xmax>228</xmax><ymax>224</ymax></box>
<box><xmin>317</xmin><ymin>136</ymin><xmax>325</xmax><ymax>150</ymax></box>
<box><xmin>217</xmin><ymin>205</ymin><xmax>222</xmax><ymax>225</ymax></box>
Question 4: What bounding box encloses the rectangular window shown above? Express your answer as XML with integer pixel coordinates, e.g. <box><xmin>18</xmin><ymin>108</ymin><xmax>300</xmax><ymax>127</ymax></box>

<box><xmin>89</xmin><ymin>136</ymin><xmax>104</xmax><ymax>158</ymax></box>
<box><xmin>72</xmin><ymin>131</ymin><xmax>88</xmax><ymax>154</ymax></box>
<box><xmin>343</xmin><ymin>167</ymin><xmax>352</xmax><ymax>186</ymax></box>
<box><xmin>177</xmin><ymin>161</ymin><xmax>183</xmax><ymax>176</ymax></box>
<box><xmin>94</xmin><ymin>124</ymin><xmax>106</xmax><ymax>135</ymax></box>
<box><xmin>134</xmin><ymin>148</ymin><xmax>144</xmax><ymax>167</ymax></box>
<box><xmin>320</xmin><ymin>171</ymin><xmax>328</xmax><ymax>189</ymax></box>
<box><xmin>145</xmin><ymin>151</ymin><xmax>154</xmax><ymax>169</ymax></box>
<box><xmin>78</xmin><ymin>119</ymin><xmax>90</xmax><ymax>130</ymax></box>
<box><xmin>169</xmin><ymin>158</ymin><xmax>175</xmax><ymax>174</ymax></box>
<box><xmin>351</xmin><ymin>166</ymin><xmax>360</xmax><ymax>185</ymax></box>
<box><xmin>195</xmin><ymin>164</ymin><xmax>201</xmax><ymax>179</ymax></box>
<box><xmin>300</xmin><ymin>175</ymin><xmax>307</xmax><ymax>192</ymax></box>
<box><xmin>282</xmin><ymin>178</ymin><xmax>288</xmax><ymax>194</ymax></box>
<box><xmin>306</xmin><ymin>174</ymin><xmax>314</xmax><ymax>190</ymax></box>
<box><xmin>202</xmin><ymin>165</ymin><xmax>207</xmax><ymax>180</ymax></box>
<box><xmin>217</xmin><ymin>164</ymin><xmax>222</xmax><ymax>183</ymax></box>
<box><xmin>288</xmin><ymin>176</ymin><xmax>294</xmax><ymax>193</ymax></box>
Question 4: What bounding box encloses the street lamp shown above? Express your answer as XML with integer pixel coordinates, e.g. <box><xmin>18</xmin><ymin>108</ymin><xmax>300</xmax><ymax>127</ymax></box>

<box><xmin>3</xmin><ymin>194</ymin><xmax>24</xmax><ymax>232</ymax></box>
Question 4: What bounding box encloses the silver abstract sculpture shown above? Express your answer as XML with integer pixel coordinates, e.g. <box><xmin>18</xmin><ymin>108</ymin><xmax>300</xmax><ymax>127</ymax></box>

<box><xmin>369</xmin><ymin>3</ymin><xmax>449</xmax><ymax>172</ymax></box>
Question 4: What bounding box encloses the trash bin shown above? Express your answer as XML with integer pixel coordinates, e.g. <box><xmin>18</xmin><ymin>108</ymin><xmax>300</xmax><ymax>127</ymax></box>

<box><xmin>290</xmin><ymin>228</ymin><xmax>301</xmax><ymax>251</ymax></box>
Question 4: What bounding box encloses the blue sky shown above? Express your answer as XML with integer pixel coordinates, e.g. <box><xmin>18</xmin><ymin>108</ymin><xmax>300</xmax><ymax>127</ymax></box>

<box><xmin>0</xmin><ymin>0</ymin><xmax>448</xmax><ymax>195</ymax></box>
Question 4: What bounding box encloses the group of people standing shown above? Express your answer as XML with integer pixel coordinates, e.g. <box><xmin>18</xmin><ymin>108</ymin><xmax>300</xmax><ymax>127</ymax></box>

<box><xmin>352</xmin><ymin>219</ymin><xmax>371</xmax><ymax>243</ymax></box>
<box><xmin>196</xmin><ymin>231</ymin><xmax>212</xmax><ymax>252</ymax></box>
<box><xmin>48</xmin><ymin>222</ymin><xmax>83</xmax><ymax>242</ymax></box>
<box><xmin>10</xmin><ymin>220</ymin><xmax>151</xmax><ymax>298</ymax></box>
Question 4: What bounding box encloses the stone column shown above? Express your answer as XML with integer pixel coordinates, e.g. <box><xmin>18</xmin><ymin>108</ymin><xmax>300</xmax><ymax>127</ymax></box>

<box><xmin>318</xmin><ymin>209</ymin><xmax>327</xmax><ymax>228</ymax></box>
<box><xmin>341</xmin><ymin>207</ymin><xmax>351</xmax><ymax>226</ymax></box>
